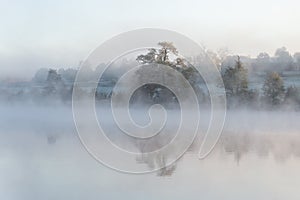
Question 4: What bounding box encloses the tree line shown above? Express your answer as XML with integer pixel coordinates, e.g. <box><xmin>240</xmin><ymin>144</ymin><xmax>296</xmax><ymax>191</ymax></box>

<box><xmin>222</xmin><ymin>56</ymin><xmax>300</xmax><ymax>110</ymax></box>
<box><xmin>0</xmin><ymin>42</ymin><xmax>300</xmax><ymax>110</ymax></box>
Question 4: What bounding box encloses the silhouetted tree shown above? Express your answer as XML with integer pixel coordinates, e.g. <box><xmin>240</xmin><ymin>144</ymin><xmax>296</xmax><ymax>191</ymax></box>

<box><xmin>43</xmin><ymin>69</ymin><xmax>69</xmax><ymax>103</ymax></box>
<box><xmin>222</xmin><ymin>56</ymin><xmax>249</xmax><ymax>107</ymax></box>
<box><xmin>262</xmin><ymin>72</ymin><xmax>285</xmax><ymax>106</ymax></box>
<box><xmin>135</xmin><ymin>41</ymin><xmax>204</xmax><ymax>105</ymax></box>
<box><xmin>284</xmin><ymin>85</ymin><xmax>300</xmax><ymax>109</ymax></box>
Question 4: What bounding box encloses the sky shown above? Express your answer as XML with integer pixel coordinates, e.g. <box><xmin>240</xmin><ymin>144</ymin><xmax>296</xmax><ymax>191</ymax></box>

<box><xmin>1</xmin><ymin>0</ymin><xmax>300</xmax><ymax>79</ymax></box>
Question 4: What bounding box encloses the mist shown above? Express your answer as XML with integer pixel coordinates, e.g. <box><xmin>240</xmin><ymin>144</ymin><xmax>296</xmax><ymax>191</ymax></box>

<box><xmin>1</xmin><ymin>101</ymin><xmax>300</xmax><ymax>199</ymax></box>
<box><xmin>3</xmin><ymin>0</ymin><xmax>300</xmax><ymax>198</ymax></box>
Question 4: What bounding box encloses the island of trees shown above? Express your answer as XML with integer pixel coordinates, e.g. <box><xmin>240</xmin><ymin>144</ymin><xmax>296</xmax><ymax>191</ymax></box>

<box><xmin>0</xmin><ymin>42</ymin><xmax>300</xmax><ymax>110</ymax></box>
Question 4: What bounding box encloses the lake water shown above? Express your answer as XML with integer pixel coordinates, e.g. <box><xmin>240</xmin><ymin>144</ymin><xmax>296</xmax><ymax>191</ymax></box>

<box><xmin>1</xmin><ymin>106</ymin><xmax>300</xmax><ymax>200</ymax></box>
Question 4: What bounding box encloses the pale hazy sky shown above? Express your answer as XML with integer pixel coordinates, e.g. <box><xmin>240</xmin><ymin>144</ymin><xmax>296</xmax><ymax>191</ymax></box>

<box><xmin>1</xmin><ymin>0</ymin><xmax>300</xmax><ymax>79</ymax></box>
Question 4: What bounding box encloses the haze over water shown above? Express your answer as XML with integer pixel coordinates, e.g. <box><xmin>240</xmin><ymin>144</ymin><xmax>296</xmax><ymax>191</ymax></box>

<box><xmin>1</xmin><ymin>104</ymin><xmax>300</xmax><ymax>200</ymax></box>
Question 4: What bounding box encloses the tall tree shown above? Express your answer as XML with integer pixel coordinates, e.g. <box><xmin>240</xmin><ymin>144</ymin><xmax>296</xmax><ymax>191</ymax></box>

<box><xmin>222</xmin><ymin>56</ymin><xmax>249</xmax><ymax>105</ymax></box>
<box><xmin>262</xmin><ymin>72</ymin><xmax>285</xmax><ymax>106</ymax></box>
<box><xmin>135</xmin><ymin>41</ymin><xmax>204</xmax><ymax>104</ymax></box>
<box><xmin>137</xmin><ymin>42</ymin><xmax>179</xmax><ymax>65</ymax></box>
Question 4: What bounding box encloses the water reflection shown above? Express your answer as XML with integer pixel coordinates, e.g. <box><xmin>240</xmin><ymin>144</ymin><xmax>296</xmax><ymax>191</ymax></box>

<box><xmin>219</xmin><ymin>132</ymin><xmax>300</xmax><ymax>163</ymax></box>
<box><xmin>135</xmin><ymin>131</ymin><xmax>300</xmax><ymax>176</ymax></box>
<box><xmin>1</xmin><ymin>107</ymin><xmax>300</xmax><ymax>199</ymax></box>
<box><xmin>1</xmin><ymin>129</ymin><xmax>300</xmax><ymax>199</ymax></box>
